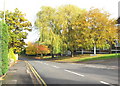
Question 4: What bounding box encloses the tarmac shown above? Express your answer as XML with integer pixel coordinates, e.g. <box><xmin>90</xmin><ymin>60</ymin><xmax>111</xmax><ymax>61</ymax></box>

<box><xmin>0</xmin><ymin>60</ymin><xmax>34</xmax><ymax>86</ymax></box>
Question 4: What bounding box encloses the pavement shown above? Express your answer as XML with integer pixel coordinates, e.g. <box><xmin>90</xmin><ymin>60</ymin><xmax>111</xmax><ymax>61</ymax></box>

<box><xmin>0</xmin><ymin>60</ymin><xmax>34</xmax><ymax>85</ymax></box>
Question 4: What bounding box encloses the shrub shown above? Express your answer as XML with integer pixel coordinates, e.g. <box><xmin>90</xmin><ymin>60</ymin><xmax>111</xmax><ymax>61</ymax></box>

<box><xmin>0</xmin><ymin>21</ymin><xmax>9</xmax><ymax>75</ymax></box>
<box><xmin>8</xmin><ymin>48</ymin><xmax>17</xmax><ymax>61</ymax></box>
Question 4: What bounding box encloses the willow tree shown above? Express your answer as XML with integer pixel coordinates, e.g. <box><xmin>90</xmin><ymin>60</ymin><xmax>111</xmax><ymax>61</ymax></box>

<box><xmin>35</xmin><ymin>5</ymin><xmax>87</xmax><ymax>57</ymax></box>
<box><xmin>35</xmin><ymin>6</ymin><xmax>63</xmax><ymax>58</ymax></box>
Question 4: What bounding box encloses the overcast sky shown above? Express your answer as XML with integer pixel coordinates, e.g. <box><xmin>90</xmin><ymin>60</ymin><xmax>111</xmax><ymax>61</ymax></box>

<box><xmin>0</xmin><ymin>0</ymin><xmax>119</xmax><ymax>42</ymax></box>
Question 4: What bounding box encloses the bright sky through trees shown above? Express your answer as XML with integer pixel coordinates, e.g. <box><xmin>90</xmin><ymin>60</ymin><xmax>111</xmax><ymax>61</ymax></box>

<box><xmin>0</xmin><ymin>0</ymin><xmax>119</xmax><ymax>42</ymax></box>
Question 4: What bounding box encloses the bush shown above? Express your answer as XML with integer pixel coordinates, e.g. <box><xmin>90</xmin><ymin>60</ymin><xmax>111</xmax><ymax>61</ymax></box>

<box><xmin>8</xmin><ymin>48</ymin><xmax>17</xmax><ymax>61</ymax></box>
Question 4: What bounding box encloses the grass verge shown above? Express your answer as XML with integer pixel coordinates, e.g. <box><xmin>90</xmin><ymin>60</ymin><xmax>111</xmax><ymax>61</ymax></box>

<box><xmin>22</xmin><ymin>53</ymin><xmax>120</xmax><ymax>63</ymax></box>
<box><xmin>52</xmin><ymin>53</ymin><xmax>120</xmax><ymax>62</ymax></box>
<box><xmin>74</xmin><ymin>53</ymin><xmax>120</xmax><ymax>62</ymax></box>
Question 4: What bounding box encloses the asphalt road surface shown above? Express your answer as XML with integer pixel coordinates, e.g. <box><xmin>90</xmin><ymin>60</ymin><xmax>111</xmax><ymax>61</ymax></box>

<box><xmin>24</xmin><ymin>58</ymin><xmax>119</xmax><ymax>85</ymax></box>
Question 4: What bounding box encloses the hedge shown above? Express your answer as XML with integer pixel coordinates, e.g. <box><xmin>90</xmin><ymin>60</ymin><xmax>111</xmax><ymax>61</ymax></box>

<box><xmin>0</xmin><ymin>21</ymin><xmax>9</xmax><ymax>75</ymax></box>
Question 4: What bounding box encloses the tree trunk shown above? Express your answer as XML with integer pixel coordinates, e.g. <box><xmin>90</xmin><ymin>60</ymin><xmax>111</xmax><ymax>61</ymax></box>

<box><xmin>109</xmin><ymin>42</ymin><xmax>112</xmax><ymax>54</ymax></box>
<box><xmin>71</xmin><ymin>51</ymin><xmax>74</xmax><ymax>57</ymax></box>
<box><xmin>81</xmin><ymin>48</ymin><xmax>84</xmax><ymax>54</ymax></box>
<box><xmin>41</xmin><ymin>54</ymin><xmax>43</xmax><ymax>57</ymax></box>
<box><xmin>94</xmin><ymin>44</ymin><xmax>96</xmax><ymax>55</ymax></box>
<box><xmin>52</xmin><ymin>54</ymin><xmax>54</xmax><ymax>58</ymax></box>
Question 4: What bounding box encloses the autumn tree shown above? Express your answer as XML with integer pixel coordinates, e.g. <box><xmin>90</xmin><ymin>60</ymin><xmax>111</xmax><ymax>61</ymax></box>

<box><xmin>26</xmin><ymin>42</ymin><xmax>50</xmax><ymax>56</ymax></box>
<box><xmin>56</xmin><ymin>5</ymin><xmax>86</xmax><ymax>57</ymax></box>
<box><xmin>116</xmin><ymin>17</ymin><xmax>120</xmax><ymax>48</ymax></box>
<box><xmin>35</xmin><ymin>5</ymin><xmax>117</xmax><ymax>56</ymax></box>
<box><xmin>26</xmin><ymin>42</ymin><xmax>37</xmax><ymax>55</ymax></box>
<box><xmin>73</xmin><ymin>8</ymin><xmax>117</xmax><ymax>55</ymax></box>
<box><xmin>105</xmin><ymin>19</ymin><xmax>118</xmax><ymax>53</ymax></box>
<box><xmin>0</xmin><ymin>8</ymin><xmax>32</xmax><ymax>53</ymax></box>
<box><xmin>85</xmin><ymin>8</ymin><xmax>117</xmax><ymax>54</ymax></box>
<box><xmin>35</xmin><ymin>44</ymin><xmax>50</xmax><ymax>57</ymax></box>
<box><xmin>72</xmin><ymin>11</ymin><xmax>93</xmax><ymax>54</ymax></box>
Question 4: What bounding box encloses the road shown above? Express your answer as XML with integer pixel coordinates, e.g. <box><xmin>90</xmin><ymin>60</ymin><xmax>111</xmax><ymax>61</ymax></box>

<box><xmin>21</xmin><ymin>57</ymin><xmax>119</xmax><ymax>86</ymax></box>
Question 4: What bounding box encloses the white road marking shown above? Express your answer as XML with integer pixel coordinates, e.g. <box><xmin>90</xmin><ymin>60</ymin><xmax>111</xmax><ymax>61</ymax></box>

<box><xmin>42</xmin><ymin>62</ymin><xmax>60</xmax><ymax>68</ymax></box>
<box><xmin>11</xmin><ymin>80</ymin><xmax>17</xmax><ymax>82</ymax></box>
<box><xmin>11</xmin><ymin>80</ymin><xmax>17</xmax><ymax>84</ymax></box>
<box><xmin>45</xmin><ymin>63</ymin><xmax>49</xmax><ymax>65</ymax></box>
<box><xmin>44</xmin><ymin>63</ymin><xmax>49</xmax><ymax>65</ymax></box>
<box><xmin>52</xmin><ymin>66</ymin><xmax>60</xmax><ymax>68</ymax></box>
<box><xmin>100</xmin><ymin>81</ymin><xmax>109</xmax><ymax>85</ymax></box>
<box><xmin>64</xmin><ymin>70</ymin><xmax>84</xmax><ymax>77</ymax></box>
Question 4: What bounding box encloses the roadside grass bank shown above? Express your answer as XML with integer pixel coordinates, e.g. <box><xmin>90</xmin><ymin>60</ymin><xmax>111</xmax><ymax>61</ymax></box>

<box><xmin>44</xmin><ymin>53</ymin><xmax>120</xmax><ymax>62</ymax></box>
<box><xmin>20</xmin><ymin>53</ymin><xmax>120</xmax><ymax>63</ymax></box>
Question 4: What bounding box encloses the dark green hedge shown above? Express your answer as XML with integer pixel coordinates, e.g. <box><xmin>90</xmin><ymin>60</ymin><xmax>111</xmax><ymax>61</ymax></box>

<box><xmin>0</xmin><ymin>21</ymin><xmax>9</xmax><ymax>75</ymax></box>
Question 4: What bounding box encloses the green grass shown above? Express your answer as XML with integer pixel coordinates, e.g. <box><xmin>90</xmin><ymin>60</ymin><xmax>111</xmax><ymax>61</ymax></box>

<box><xmin>74</xmin><ymin>53</ymin><xmax>120</xmax><ymax>62</ymax></box>
<box><xmin>24</xmin><ymin>53</ymin><xmax>120</xmax><ymax>63</ymax></box>
<box><xmin>49</xmin><ymin>53</ymin><xmax>120</xmax><ymax>62</ymax></box>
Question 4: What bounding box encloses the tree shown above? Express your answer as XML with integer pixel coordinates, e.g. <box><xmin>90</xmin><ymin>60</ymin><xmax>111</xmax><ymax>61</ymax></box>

<box><xmin>105</xmin><ymin>19</ymin><xmax>117</xmax><ymax>53</ymax></box>
<box><xmin>35</xmin><ymin>5</ymin><xmax>117</xmax><ymax>56</ymax></box>
<box><xmin>35</xmin><ymin>6</ymin><xmax>63</xmax><ymax>58</ymax></box>
<box><xmin>85</xmin><ymin>8</ymin><xmax>117</xmax><ymax>54</ymax></box>
<box><xmin>35</xmin><ymin>44</ymin><xmax>50</xmax><ymax>57</ymax></box>
<box><xmin>0</xmin><ymin>8</ymin><xmax>32</xmax><ymax>52</ymax></box>
<box><xmin>26</xmin><ymin>42</ymin><xmax>50</xmax><ymax>56</ymax></box>
<box><xmin>117</xmin><ymin>17</ymin><xmax>120</xmax><ymax>46</ymax></box>
<box><xmin>71</xmin><ymin>11</ymin><xmax>92</xmax><ymax>54</ymax></box>
<box><xmin>70</xmin><ymin>7</ymin><xmax>117</xmax><ymax>55</ymax></box>
<box><xmin>57</xmin><ymin>5</ymin><xmax>86</xmax><ymax>57</ymax></box>
<box><xmin>26</xmin><ymin>42</ymin><xmax>37</xmax><ymax>55</ymax></box>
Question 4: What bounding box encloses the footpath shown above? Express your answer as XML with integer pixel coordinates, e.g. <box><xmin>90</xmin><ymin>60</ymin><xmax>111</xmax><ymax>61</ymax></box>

<box><xmin>0</xmin><ymin>60</ymin><xmax>34</xmax><ymax>86</ymax></box>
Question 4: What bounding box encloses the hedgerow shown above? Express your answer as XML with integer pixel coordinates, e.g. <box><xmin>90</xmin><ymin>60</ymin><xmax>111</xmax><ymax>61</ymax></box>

<box><xmin>0</xmin><ymin>21</ymin><xmax>9</xmax><ymax>75</ymax></box>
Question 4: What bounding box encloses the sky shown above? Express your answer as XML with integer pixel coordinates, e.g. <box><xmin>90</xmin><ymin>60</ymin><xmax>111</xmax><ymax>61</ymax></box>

<box><xmin>0</xmin><ymin>0</ymin><xmax>119</xmax><ymax>42</ymax></box>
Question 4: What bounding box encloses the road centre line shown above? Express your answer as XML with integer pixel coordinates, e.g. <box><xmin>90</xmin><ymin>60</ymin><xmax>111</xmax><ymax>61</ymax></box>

<box><xmin>11</xmin><ymin>80</ymin><xmax>17</xmax><ymax>84</ymax></box>
<box><xmin>100</xmin><ymin>81</ymin><xmax>110</xmax><ymax>85</ymax></box>
<box><xmin>43</xmin><ymin>63</ymin><xmax>48</xmax><ymax>65</ymax></box>
<box><xmin>100</xmin><ymin>81</ymin><xmax>115</xmax><ymax>86</ymax></box>
<box><xmin>40</xmin><ymin>62</ymin><xmax>59</xmax><ymax>68</ymax></box>
<box><xmin>42</xmin><ymin>62</ymin><xmax>60</xmax><ymax>68</ymax></box>
<box><xmin>52</xmin><ymin>66</ymin><xmax>60</xmax><ymax>68</ymax></box>
<box><xmin>40</xmin><ymin>62</ymin><xmax>60</xmax><ymax>68</ymax></box>
<box><xmin>64</xmin><ymin>69</ymin><xmax>84</xmax><ymax>77</ymax></box>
